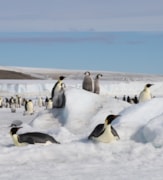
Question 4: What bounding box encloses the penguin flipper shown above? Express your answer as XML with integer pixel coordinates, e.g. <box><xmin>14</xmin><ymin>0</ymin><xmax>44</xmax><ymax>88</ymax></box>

<box><xmin>19</xmin><ymin>135</ymin><xmax>35</xmax><ymax>144</ymax></box>
<box><xmin>88</xmin><ymin>124</ymin><xmax>105</xmax><ymax>139</ymax></box>
<box><xmin>51</xmin><ymin>81</ymin><xmax>59</xmax><ymax>98</ymax></box>
<box><xmin>111</xmin><ymin>126</ymin><xmax>120</xmax><ymax>139</ymax></box>
<box><xmin>51</xmin><ymin>86</ymin><xmax>55</xmax><ymax>98</ymax></box>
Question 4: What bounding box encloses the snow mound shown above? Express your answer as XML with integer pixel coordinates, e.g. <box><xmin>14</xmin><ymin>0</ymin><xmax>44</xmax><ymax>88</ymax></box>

<box><xmin>143</xmin><ymin>114</ymin><xmax>163</xmax><ymax>148</ymax></box>
<box><xmin>116</xmin><ymin>98</ymin><xmax>163</xmax><ymax>145</ymax></box>
<box><xmin>31</xmin><ymin>87</ymin><xmax>130</xmax><ymax>141</ymax></box>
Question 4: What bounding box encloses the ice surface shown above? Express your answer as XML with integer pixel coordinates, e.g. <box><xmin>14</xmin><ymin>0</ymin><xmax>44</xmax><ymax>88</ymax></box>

<box><xmin>0</xmin><ymin>67</ymin><xmax>163</xmax><ymax>179</ymax></box>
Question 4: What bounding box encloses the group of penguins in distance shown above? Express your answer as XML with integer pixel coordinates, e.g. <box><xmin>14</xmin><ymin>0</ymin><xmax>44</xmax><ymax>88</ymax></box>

<box><xmin>9</xmin><ymin>71</ymin><xmax>154</xmax><ymax>146</ymax></box>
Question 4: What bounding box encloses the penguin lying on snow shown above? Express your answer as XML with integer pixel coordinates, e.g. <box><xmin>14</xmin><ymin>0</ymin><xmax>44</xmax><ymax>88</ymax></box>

<box><xmin>139</xmin><ymin>83</ymin><xmax>153</xmax><ymax>103</ymax></box>
<box><xmin>88</xmin><ymin>114</ymin><xmax>120</xmax><ymax>143</ymax></box>
<box><xmin>10</xmin><ymin>127</ymin><xmax>60</xmax><ymax>146</ymax></box>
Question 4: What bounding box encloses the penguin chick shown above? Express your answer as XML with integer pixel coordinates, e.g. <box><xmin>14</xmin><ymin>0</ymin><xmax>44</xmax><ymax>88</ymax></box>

<box><xmin>139</xmin><ymin>83</ymin><xmax>153</xmax><ymax>103</ymax></box>
<box><xmin>88</xmin><ymin>114</ymin><xmax>120</xmax><ymax>143</ymax></box>
<box><xmin>94</xmin><ymin>73</ymin><xmax>103</xmax><ymax>94</ymax></box>
<box><xmin>82</xmin><ymin>71</ymin><xmax>94</xmax><ymax>92</ymax></box>
<box><xmin>10</xmin><ymin>127</ymin><xmax>60</xmax><ymax>146</ymax></box>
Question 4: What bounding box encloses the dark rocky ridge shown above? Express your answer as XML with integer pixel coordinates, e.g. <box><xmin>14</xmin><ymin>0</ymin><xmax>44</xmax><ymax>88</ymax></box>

<box><xmin>0</xmin><ymin>69</ymin><xmax>39</xmax><ymax>79</ymax></box>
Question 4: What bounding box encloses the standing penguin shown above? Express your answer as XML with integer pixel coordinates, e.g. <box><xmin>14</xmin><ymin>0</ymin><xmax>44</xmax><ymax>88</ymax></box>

<box><xmin>88</xmin><ymin>114</ymin><xmax>120</xmax><ymax>143</ymax></box>
<box><xmin>139</xmin><ymin>84</ymin><xmax>153</xmax><ymax>103</ymax></box>
<box><xmin>10</xmin><ymin>126</ymin><xmax>60</xmax><ymax>146</ymax></box>
<box><xmin>24</xmin><ymin>99</ymin><xmax>34</xmax><ymax>115</ymax></box>
<box><xmin>57</xmin><ymin>83</ymin><xmax>66</xmax><ymax>108</ymax></box>
<box><xmin>51</xmin><ymin>76</ymin><xmax>66</xmax><ymax>108</ymax></box>
<box><xmin>47</xmin><ymin>98</ymin><xmax>53</xmax><ymax>109</ymax></box>
<box><xmin>94</xmin><ymin>73</ymin><xmax>103</xmax><ymax>94</ymax></box>
<box><xmin>82</xmin><ymin>71</ymin><xmax>94</xmax><ymax>92</ymax></box>
<box><xmin>45</xmin><ymin>97</ymin><xmax>53</xmax><ymax>109</ymax></box>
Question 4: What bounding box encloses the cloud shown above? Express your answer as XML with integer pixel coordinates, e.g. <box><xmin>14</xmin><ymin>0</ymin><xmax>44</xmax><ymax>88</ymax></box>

<box><xmin>0</xmin><ymin>0</ymin><xmax>163</xmax><ymax>32</ymax></box>
<box><xmin>0</xmin><ymin>34</ymin><xmax>116</xmax><ymax>44</ymax></box>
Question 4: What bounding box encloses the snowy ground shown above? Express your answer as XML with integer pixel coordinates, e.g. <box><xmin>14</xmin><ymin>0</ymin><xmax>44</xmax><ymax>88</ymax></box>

<box><xmin>0</xmin><ymin>68</ymin><xmax>163</xmax><ymax>179</ymax></box>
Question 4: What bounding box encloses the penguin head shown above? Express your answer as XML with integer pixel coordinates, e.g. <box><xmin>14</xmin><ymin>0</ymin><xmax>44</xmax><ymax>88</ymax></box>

<box><xmin>96</xmin><ymin>74</ymin><xmax>103</xmax><ymax>79</ymax></box>
<box><xmin>59</xmin><ymin>76</ymin><xmax>65</xmax><ymax>81</ymax></box>
<box><xmin>84</xmin><ymin>71</ymin><xmax>90</xmax><ymax>76</ymax></box>
<box><xmin>105</xmin><ymin>114</ymin><xmax>120</xmax><ymax>125</ymax></box>
<box><xmin>10</xmin><ymin>127</ymin><xmax>22</xmax><ymax>135</ymax></box>
<box><xmin>146</xmin><ymin>84</ymin><xmax>153</xmax><ymax>88</ymax></box>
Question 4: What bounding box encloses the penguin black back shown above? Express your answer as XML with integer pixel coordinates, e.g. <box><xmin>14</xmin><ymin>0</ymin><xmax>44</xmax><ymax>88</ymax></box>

<box><xmin>18</xmin><ymin>132</ymin><xmax>60</xmax><ymax>144</ymax></box>
<box><xmin>88</xmin><ymin>114</ymin><xmax>120</xmax><ymax>141</ymax></box>
<box><xmin>51</xmin><ymin>76</ymin><xmax>65</xmax><ymax>98</ymax></box>
<box><xmin>10</xmin><ymin>127</ymin><xmax>60</xmax><ymax>145</ymax></box>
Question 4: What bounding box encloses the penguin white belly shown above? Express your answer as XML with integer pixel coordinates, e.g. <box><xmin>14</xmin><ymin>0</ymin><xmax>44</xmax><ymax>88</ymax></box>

<box><xmin>54</xmin><ymin>83</ymin><xmax>62</xmax><ymax>93</ymax></box>
<box><xmin>47</xmin><ymin>101</ymin><xmax>53</xmax><ymax>109</ymax></box>
<box><xmin>11</xmin><ymin>134</ymin><xmax>27</xmax><ymax>146</ymax></box>
<box><xmin>43</xmin><ymin>141</ymin><xmax>53</xmax><ymax>146</ymax></box>
<box><xmin>139</xmin><ymin>90</ymin><xmax>151</xmax><ymax>102</ymax></box>
<box><xmin>27</xmin><ymin>102</ymin><xmax>34</xmax><ymax>114</ymax></box>
<box><xmin>93</xmin><ymin>125</ymin><xmax>117</xmax><ymax>143</ymax></box>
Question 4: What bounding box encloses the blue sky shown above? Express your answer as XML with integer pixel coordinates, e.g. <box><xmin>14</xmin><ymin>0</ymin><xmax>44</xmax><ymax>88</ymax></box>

<box><xmin>0</xmin><ymin>0</ymin><xmax>163</xmax><ymax>74</ymax></box>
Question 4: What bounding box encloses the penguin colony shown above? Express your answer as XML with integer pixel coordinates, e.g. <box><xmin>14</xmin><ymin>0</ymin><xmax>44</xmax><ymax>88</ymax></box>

<box><xmin>3</xmin><ymin>72</ymin><xmax>154</xmax><ymax>146</ymax></box>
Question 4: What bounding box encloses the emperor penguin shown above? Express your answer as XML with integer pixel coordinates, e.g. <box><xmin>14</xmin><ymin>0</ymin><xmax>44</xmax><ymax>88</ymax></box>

<box><xmin>9</xmin><ymin>97</ymin><xmax>16</xmax><ymax>112</ymax></box>
<box><xmin>53</xmin><ymin>83</ymin><xmax>66</xmax><ymax>108</ymax></box>
<box><xmin>82</xmin><ymin>71</ymin><xmax>94</xmax><ymax>92</ymax></box>
<box><xmin>51</xmin><ymin>76</ymin><xmax>66</xmax><ymax>108</ymax></box>
<box><xmin>94</xmin><ymin>73</ymin><xmax>103</xmax><ymax>94</ymax></box>
<box><xmin>46</xmin><ymin>98</ymin><xmax>53</xmax><ymax>109</ymax></box>
<box><xmin>10</xmin><ymin>127</ymin><xmax>60</xmax><ymax>146</ymax></box>
<box><xmin>51</xmin><ymin>76</ymin><xmax>65</xmax><ymax>98</ymax></box>
<box><xmin>24</xmin><ymin>99</ymin><xmax>34</xmax><ymax>115</ymax></box>
<box><xmin>88</xmin><ymin>114</ymin><xmax>120</xmax><ymax>143</ymax></box>
<box><xmin>139</xmin><ymin>83</ymin><xmax>153</xmax><ymax>103</ymax></box>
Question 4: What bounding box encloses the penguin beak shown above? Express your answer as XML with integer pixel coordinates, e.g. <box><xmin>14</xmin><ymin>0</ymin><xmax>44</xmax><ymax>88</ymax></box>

<box><xmin>115</xmin><ymin>115</ymin><xmax>120</xmax><ymax>118</ymax></box>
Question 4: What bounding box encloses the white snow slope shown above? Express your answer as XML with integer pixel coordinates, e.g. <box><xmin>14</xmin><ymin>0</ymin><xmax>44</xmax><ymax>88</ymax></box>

<box><xmin>0</xmin><ymin>68</ymin><xmax>163</xmax><ymax>180</ymax></box>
